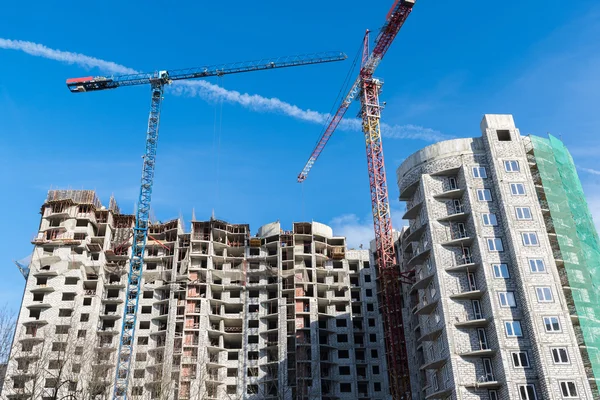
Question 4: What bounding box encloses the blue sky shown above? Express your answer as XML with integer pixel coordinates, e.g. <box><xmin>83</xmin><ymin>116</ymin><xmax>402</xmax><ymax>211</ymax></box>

<box><xmin>1</xmin><ymin>0</ymin><xmax>600</xmax><ymax>310</ymax></box>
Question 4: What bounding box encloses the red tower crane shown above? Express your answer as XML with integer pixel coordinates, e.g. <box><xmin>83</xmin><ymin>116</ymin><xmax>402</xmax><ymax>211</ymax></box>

<box><xmin>297</xmin><ymin>1</ymin><xmax>416</xmax><ymax>398</ymax></box>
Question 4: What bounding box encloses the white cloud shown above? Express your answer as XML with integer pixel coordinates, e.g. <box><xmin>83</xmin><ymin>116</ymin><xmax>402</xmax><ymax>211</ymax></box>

<box><xmin>0</xmin><ymin>38</ymin><xmax>137</xmax><ymax>75</ymax></box>
<box><xmin>329</xmin><ymin>214</ymin><xmax>374</xmax><ymax>250</ymax></box>
<box><xmin>579</xmin><ymin>167</ymin><xmax>600</xmax><ymax>176</ymax></box>
<box><xmin>1</xmin><ymin>37</ymin><xmax>448</xmax><ymax>143</ymax></box>
<box><xmin>329</xmin><ymin>207</ymin><xmax>407</xmax><ymax>250</ymax></box>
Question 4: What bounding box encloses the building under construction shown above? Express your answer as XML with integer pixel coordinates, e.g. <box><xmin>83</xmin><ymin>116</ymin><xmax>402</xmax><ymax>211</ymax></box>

<box><xmin>396</xmin><ymin>115</ymin><xmax>600</xmax><ymax>400</ymax></box>
<box><xmin>2</xmin><ymin>190</ymin><xmax>390</xmax><ymax>400</ymax></box>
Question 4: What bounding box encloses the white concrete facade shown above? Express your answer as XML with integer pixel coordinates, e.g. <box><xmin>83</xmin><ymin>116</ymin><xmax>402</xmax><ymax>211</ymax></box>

<box><xmin>2</xmin><ymin>191</ymin><xmax>389</xmax><ymax>400</ymax></box>
<box><xmin>395</xmin><ymin>115</ymin><xmax>594</xmax><ymax>400</ymax></box>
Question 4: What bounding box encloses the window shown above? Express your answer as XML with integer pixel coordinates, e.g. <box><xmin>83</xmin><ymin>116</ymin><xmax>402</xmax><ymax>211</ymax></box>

<box><xmin>449</xmin><ymin>177</ymin><xmax>458</xmax><ymax>190</ymax></box>
<box><xmin>371</xmin><ymin>349</ymin><xmax>378</xmax><ymax>358</ymax></box>
<box><xmin>248</xmin><ymin>335</ymin><xmax>258</xmax><ymax>344</ymax></box>
<box><xmin>477</xmin><ymin>328</ymin><xmax>489</xmax><ymax>350</ymax></box>
<box><xmin>472</xmin><ymin>300</ymin><xmax>482</xmax><ymax>320</ymax></box>
<box><xmin>83</xmin><ymin>297</ymin><xmax>92</xmax><ymax>306</ymax></box>
<box><xmin>518</xmin><ymin>384</ymin><xmax>537</xmax><ymax>400</ymax></box>
<box><xmin>336</xmin><ymin>319</ymin><xmax>347</xmax><ymax>328</ymax></box>
<box><xmin>65</xmin><ymin>277</ymin><xmax>78</xmax><ymax>285</ymax></box>
<box><xmin>367</xmin><ymin>303</ymin><xmax>374</xmax><ymax>312</ymax></box>
<box><xmin>338</xmin><ymin>350</ymin><xmax>349</xmax><ymax>359</ymax></box>
<box><xmin>337</xmin><ymin>334</ymin><xmax>348</xmax><ymax>343</ymax></box>
<box><xmin>552</xmin><ymin>348</ymin><xmax>570</xmax><ymax>364</ymax></box>
<box><xmin>366</xmin><ymin>289</ymin><xmax>372</xmax><ymax>297</ymax></box>
<box><xmin>510</xmin><ymin>183</ymin><xmax>526</xmax><ymax>195</ymax></box>
<box><xmin>516</xmin><ymin>207</ymin><xmax>533</xmax><ymax>220</ymax></box>
<box><xmin>372</xmin><ymin>365</ymin><xmax>380</xmax><ymax>374</ymax></box>
<box><xmin>368</xmin><ymin>318</ymin><xmax>376</xmax><ymax>327</ymax></box>
<box><xmin>247</xmin><ymin>385</ymin><xmax>258</xmax><ymax>394</ymax></box>
<box><xmin>559</xmin><ymin>381</ymin><xmax>578</xmax><ymax>398</ymax></box>
<box><xmin>141</xmin><ymin>306</ymin><xmax>151</xmax><ymax>314</ymax></box>
<box><xmin>370</xmin><ymin>333</ymin><xmax>377</xmax><ymax>342</ymax></box>
<box><xmin>497</xmin><ymin>129</ymin><xmax>511</xmax><ymax>141</ymax></box>
<box><xmin>536</xmin><ymin>287</ymin><xmax>553</xmax><ymax>302</ymax></box>
<box><xmin>364</xmin><ymin>274</ymin><xmax>371</xmax><ymax>283</ymax></box>
<box><xmin>374</xmin><ymin>382</ymin><xmax>381</xmax><ymax>392</ymax></box>
<box><xmin>504</xmin><ymin>160</ymin><xmax>520</xmax><ymax>172</ymax></box>
<box><xmin>504</xmin><ymin>321</ymin><xmax>523</xmax><ymax>337</ymax></box>
<box><xmin>483</xmin><ymin>358</ymin><xmax>494</xmax><ymax>381</ymax></box>
<box><xmin>80</xmin><ymin>313</ymin><xmax>89</xmax><ymax>322</ymax></box>
<box><xmin>511</xmin><ymin>351</ymin><xmax>530</xmax><ymax>368</ymax></box>
<box><xmin>339</xmin><ymin>366</ymin><xmax>350</xmax><ymax>375</ymax></box>
<box><xmin>529</xmin><ymin>259</ymin><xmax>546</xmax><ymax>273</ymax></box>
<box><xmin>472</xmin><ymin>167</ymin><xmax>487</xmax><ymax>178</ymax></box>
<box><xmin>134</xmin><ymin>369</ymin><xmax>145</xmax><ymax>378</ymax></box>
<box><xmin>340</xmin><ymin>383</ymin><xmax>351</xmax><ymax>393</ymax></box>
<box><xmin>55</xmin><ymin>326</ymin><xmax>69</xmax><ymax>334</ymax></box>
<box><xmin>543</xmin><ymin>316</ymin><xmax>561</xmax><ymax>332</ymax></box>
<box><xmin>77</xmin><ymin>329</ymin><xmax>86</xmax><ymax>338</ymax></box>
<box><xmin>477</xmin><ymin>189</ymin><xmax>492</xmax><ymax>201</ymax></box>
<box><xmin>482</xmin><ymin>213</ymin><xmax>498</xmax><ymax>226</ymax></box>
<box><xmin>498</xmin><ymin>292</ymin><xmax>516</xmax><ymax>308</ymax></box>
<box><xmin>489</xmin><ymin>390</ymin><xmax>499</xmax><ymax>400</ymax></box>
<box><xmin>492</xmin><ymin>264</ymin><xmax>509</xmax><ymax>279</ymax></box>
<box><xmin>442</xmin><ymin>364</ymin><xmax>449</xmax><ymax>382</ymax></box>
<box><xmin>62</xmin><ymin>293</ymin><xmax>76</xmax><ymax>301</ymax></box>
<box><xmin>522</xmin><ymin>232</ymin><xmax>539</xmax><ymax>246</ymax></box>
<box><xmin>432</xmin><ymin>374</ymin><xmax>439</xmax><ymax>391</ymax></box>
<box><xmin>487</xmin><ymin>238</ymin><xmax>504</xmax><ymax>251</ymax></box>
<box><xmin>227</xmin><ymin>368</ymin><xmax>237</xmax><ymax>377</ymax></box>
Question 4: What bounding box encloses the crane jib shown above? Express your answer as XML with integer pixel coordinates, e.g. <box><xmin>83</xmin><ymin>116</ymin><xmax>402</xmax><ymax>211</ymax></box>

<box><xmin>65</xmin><ymin>51</ymin><xmax>347</xmax><ymax>93</ymax></box>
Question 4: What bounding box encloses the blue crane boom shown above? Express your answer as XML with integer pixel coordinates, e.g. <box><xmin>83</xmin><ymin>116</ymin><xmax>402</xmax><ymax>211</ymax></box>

<box><xmin>66</xmin><ymin>50</ymin><xmax>346</xmax><ymax>400</ymax></box>
<box><xmin>66</xmin><ymin>51</ymin><xmax>346</xmax><ymax>92</ymax></box>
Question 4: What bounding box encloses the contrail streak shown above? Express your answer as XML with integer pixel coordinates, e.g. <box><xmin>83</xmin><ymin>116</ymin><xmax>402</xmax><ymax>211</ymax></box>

<box><xmin>0</xmin><ymin>38</ymin><xmax>137</xmax><ymax>75</ymax></box>
<box><xmin>1</xmin><ymin>38</ymin><xmax>449</xmax><ymax>142</ymax></box>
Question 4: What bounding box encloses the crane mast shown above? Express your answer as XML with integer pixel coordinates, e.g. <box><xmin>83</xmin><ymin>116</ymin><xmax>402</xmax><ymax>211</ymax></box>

<box><xmin>67</xmin><ymin>51</ymin><xmax>346</xmax><ymax>400</ymax></box>
<box><xmin>296</xmin><ymin>1</ymin><xmax>416</xmax><ymax>398</ymax></box>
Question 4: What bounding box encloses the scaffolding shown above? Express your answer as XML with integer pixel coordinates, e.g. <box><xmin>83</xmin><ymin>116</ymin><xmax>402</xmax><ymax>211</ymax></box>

<box><xmin>46</xmin><ymin>189</ymin><xmax>102</xmax><ymax>208</ymax></box>
<box><xmin>529</xmin><ymin>134</ymin><xmax>600</xmax><ymax>393</ymax></box>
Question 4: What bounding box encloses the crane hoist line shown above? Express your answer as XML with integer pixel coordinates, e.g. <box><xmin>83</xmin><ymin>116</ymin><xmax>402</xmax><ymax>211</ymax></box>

<box><xmin>66</xmin><ymin>51</ymin><xmax>347</xmax><ymax>400</ymax></box>
<box><xmin>295</xmin><ymin>0</ymin><xmax>417</xmax><ymax>399</ymax></box>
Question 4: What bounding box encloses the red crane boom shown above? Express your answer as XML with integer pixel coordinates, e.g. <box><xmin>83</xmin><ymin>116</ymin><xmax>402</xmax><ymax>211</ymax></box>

<box><xmin>297</xmin><ymin>1</ymin><xmax>416</xmax><ymax>398</ymax></box>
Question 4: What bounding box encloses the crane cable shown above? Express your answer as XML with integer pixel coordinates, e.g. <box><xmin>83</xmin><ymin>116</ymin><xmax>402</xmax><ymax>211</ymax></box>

<box><xmin>212</xmin><ymin>76</ymin><xmax>225</xmax><ymax>214</ymax></box>
<box><xmin>300</xmin><ymin>38</ymin><xmax>363</xmax><ymax>220</ymax></box>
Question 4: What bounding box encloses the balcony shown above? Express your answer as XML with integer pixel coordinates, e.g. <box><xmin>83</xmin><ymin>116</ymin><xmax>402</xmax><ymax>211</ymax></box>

<box><xmin>446</xmin><ymin>257</ymin><xmax>478</xmax><ymax>272</ymax></box>
<box><xmin>407</xmin><ymin>248</ymin><xmax>431</xmax><ymax>268</ymax></box>
<box><xmin>420</xmin><ymin>357</ymin><xmax>446</xmax><ymax>370</ymax></box>
<box><xmin>449</xmin><ymin>289</ymin><xmax>484</xmax><ymax>300</ymax></box>
<box><xmin>433</xmin><ymin>188</ymin><xmax>464</xmax><ymax>200</ymax></box>
<box><xmin>418</xmin><ymin>326</ymin><xmax>444</xmax><ymax>343</ymax></box>
<box><xmin>402</xmin><ymin>201</ymin><xmax>423</xmax><ymax>220</ymax></box>
<box><xmin>415</xmin><ymin>298</ymin><xmax>439</xmax><ymax>315</ymax></box>
<box><xmin>438</xmin><ymin>208</ymin><xmax>469</xmax><ymax>222</ymax></box>
<box><xmin>409</xmin><ymin>272</ymin><xmax>435</xmax><ymax>294</ymax></box>
<box><xmin>464</xmin><ymin>378</ymin><xmax>501</xmax><ymax>389</ymax></box>
<box><xmin>405</xmin><ymin>222</ymin><xmax>427</xmax><ymax>243</ymax></box>
<box><xmin>458</xmin><ymin>348</ymin><xmax>495</xmax><ymax>357</ymax></box>
<box><xmin>425</xmin><ymin>387</ymin><xmax>454</xmax><ymax>399</ymax></box>
<box><xmin>441</xmin><ymin>233</ymin><xmax>473</xmax><ymax>247</ymax></box>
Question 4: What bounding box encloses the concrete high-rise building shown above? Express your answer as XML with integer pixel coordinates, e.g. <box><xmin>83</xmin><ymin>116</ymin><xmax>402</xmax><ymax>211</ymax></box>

<box><xmin>395</xmin><ymin>114</ymin><xmax>600</xmax><ymax>400</ymax></box>
<box><xmin>2</xmin><ymin>190</ymin><xmax>389</xmax><ymax>400</ymax></box>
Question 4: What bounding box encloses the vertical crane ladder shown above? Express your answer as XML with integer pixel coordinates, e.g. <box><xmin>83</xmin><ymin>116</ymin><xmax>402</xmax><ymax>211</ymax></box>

<box><xmin>114</xmin><ymin>82</ymin><xmax>164</xmax><ymax>399</ymax></box>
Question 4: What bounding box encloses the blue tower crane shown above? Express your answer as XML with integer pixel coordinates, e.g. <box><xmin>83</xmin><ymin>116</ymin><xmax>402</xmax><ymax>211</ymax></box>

<box><xmin>66</xmin><ymin>51</ymin><xmax>347</xmax><ymax>400</ymax></box>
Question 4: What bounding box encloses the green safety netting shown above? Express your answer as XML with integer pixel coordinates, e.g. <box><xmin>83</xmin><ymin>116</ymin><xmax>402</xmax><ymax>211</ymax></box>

<box><xmin>530</xmin><ymin>134</ymin><xmax>600</xmax><ymax>385</ymax></box>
